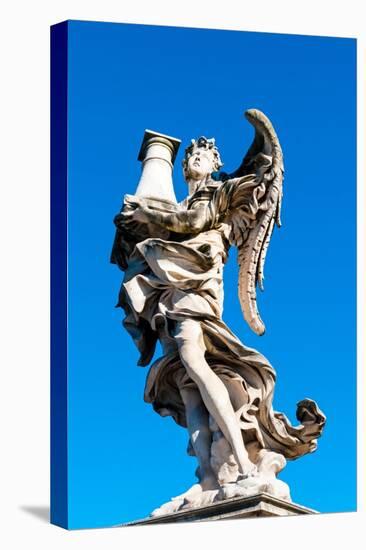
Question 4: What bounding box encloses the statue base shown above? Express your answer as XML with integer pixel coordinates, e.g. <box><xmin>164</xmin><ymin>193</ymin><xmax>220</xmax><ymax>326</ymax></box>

<box><xmin>123</xmin><ymin>493</ymin><xmax>317</xmax><ymax>526</ymax></box>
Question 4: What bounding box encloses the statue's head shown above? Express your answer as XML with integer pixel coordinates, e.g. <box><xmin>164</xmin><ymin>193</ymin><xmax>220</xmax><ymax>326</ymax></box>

<box><xmin>182</xmin><ymin>136</ymin><xmax>223</xmax><ymax>182</ymax></box>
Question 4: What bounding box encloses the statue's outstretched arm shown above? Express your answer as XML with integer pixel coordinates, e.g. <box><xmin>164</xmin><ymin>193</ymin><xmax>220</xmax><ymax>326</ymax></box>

<box><xmin>120</xmin><ymin>202</ymin><xmax>213</xmax><ymax>235</ymax></box>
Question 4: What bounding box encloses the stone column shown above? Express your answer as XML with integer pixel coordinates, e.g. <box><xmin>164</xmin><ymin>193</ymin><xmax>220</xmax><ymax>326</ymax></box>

<box><xmin>135</xmin><ymin>130</ymin><xmax>181</xmax><ymax>203</ymax></box>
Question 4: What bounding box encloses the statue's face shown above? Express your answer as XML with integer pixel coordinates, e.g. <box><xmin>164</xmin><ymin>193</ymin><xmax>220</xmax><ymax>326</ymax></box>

<box><xmin>185</xmin><ymin>148</ymin><xmax>215</xmax><ymax>181</ymax></box>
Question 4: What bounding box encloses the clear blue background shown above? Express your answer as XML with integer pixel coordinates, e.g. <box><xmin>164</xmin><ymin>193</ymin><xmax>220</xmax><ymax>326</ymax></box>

<box><xmin>65</xmin><ymin>20</ymin><xmax>356</xmax><ymax>528</ymax></box>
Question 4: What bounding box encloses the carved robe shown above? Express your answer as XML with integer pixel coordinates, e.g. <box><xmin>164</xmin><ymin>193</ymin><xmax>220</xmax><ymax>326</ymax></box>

<box><xmin>113</xmin><ymin>179</ymin><xmax>325</xmax><ymax>460</ymax></box>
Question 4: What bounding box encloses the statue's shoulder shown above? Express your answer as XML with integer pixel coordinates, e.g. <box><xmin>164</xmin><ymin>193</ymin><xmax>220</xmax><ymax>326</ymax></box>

<box><xmin>187</xmin><ymin>177</ymin><xmax>222</xmax><ymax>209</ymax></box>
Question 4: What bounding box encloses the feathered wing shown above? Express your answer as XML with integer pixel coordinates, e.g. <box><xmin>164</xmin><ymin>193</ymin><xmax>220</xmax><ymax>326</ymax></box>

<box><xmin>223</xmin><ymin>109</ymin><xmax>284</xmax><ymax>336</ymax></box>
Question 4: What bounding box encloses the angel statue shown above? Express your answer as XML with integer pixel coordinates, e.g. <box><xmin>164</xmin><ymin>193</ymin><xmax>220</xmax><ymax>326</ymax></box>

<box><xmin>111</xmin><ymin>109</ymin><xmax>325</xmax><ymax>517</ymax></box>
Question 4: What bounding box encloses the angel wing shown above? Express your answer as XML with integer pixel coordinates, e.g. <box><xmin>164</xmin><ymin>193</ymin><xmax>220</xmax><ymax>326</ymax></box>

<box><xmin>221</xmin><ymin>109</ymin><xmax>284</xmax><ymax>336</ymax></box>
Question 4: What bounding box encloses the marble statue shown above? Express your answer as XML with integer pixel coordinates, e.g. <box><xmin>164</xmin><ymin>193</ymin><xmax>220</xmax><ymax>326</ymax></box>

<box><xmin>111</xmin><ymin>109</ymin><xmax>326</xmax><ymax>517</ymax></box>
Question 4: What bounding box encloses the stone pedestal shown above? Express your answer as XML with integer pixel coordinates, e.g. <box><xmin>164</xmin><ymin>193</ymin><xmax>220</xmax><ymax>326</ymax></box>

<box><xmin>124</xmin><ymin>493</ymin><xmax>317</xmax><ymax>526</ymax></box>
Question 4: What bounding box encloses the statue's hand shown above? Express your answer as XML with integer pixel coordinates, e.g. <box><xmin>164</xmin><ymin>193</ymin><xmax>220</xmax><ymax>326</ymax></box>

<box><xmin>115</xmin><ymin>206</ymin><xmax>150</xmax><ymax>227</ymax></box>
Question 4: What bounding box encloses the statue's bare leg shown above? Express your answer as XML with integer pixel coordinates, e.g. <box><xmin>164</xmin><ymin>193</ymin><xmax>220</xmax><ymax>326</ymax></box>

<box><xmin>180</xmin><ymin>387</ymin><xmax>218</xmax><ymax>491</ymax></box>
<box><xmin>160</xmin><ymin>387</ymin><xmax>219</xmax><ymax>511</ymax></box>
<box><xmin>175</xmin><ymin>319</ymin><xmax>257</xmax><ymax>477</ymax></box>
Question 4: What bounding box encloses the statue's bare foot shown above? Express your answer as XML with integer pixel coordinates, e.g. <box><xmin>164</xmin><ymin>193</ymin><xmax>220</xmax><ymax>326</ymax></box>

<box><xmin>180</xmin><ymin>475</ymin><xmax>220</xmax><ymax>510</ymax></box>
<box><xmin>171</xmin><ymin>474</ymin><xmax>219</xmax><ymax>500</ymax></box>
<box><xmin>150</xmin><ymin>476</ymin><xmax>220</xmax><ymax>516</ymax></box>
<box><xmin>181</xmin><ymin>488</ymin><xmax>219</xmax><ymax>510</ymax></box>
<box><xmin>150</xmin><ymin>499</ymin><xmax>184</xmax><ymax>517</ymax></box>
<box><xmin>150</xmin><ymin>482</ymin><xmax>205</xmax><ymax>517</ymax></box>
<box><xmin>170</xmin><ymin>483</ymin><xmax>203</xmax><ymax>501</ymax></box>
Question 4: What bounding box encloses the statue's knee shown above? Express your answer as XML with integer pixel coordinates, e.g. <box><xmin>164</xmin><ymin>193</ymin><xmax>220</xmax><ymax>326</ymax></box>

<box><xmin>179</xmin><ymin>349</ymin><xmax>207</xmax><ymax>384</ymax></box>
<box><xmin>184</xmin><ymin>362</ymin><xmax>204</xmax><ymax>384</ymax></box>
<box><xmin>175</xmin><ymin>320</ymin><xmax>204</xmax><ymax>351</ymax></box>
<box><xmin>179</xmin><ymin>342</ymin><xmax>204</xmax><ymax>364</ymax></box>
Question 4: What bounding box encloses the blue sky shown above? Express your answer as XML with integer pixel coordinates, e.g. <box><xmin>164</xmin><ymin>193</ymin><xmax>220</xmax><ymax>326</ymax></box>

<box><xmin>63</xmin><ymin>20</ymin><xmax>356</xmax><ymax>528</ymax></box>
